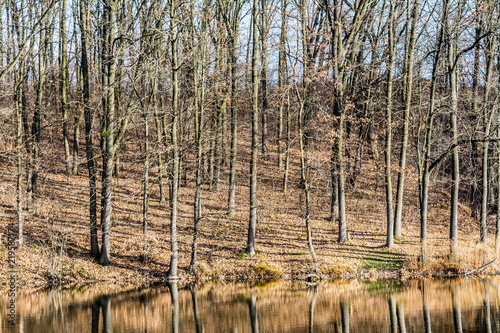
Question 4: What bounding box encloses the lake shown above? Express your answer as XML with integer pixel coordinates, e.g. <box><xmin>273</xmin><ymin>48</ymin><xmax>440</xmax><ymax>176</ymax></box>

<box><xmin>1</xmin><ymin>278</ymin><xmax>499</xmax><ymax>332</ymax></box>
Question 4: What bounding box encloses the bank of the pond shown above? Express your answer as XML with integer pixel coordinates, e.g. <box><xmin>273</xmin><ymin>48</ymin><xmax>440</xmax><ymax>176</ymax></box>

<box><xmin>0</xmin><ymin>239</ymin><xmax>498</xmax><ymax>290</ymax></box>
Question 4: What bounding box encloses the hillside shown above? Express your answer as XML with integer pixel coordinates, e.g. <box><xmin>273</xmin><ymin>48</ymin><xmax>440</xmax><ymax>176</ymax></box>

<box><xmin>0</xmin><ymin>106</ymin><xmax>498</xmax><ymax>289</ymax></box>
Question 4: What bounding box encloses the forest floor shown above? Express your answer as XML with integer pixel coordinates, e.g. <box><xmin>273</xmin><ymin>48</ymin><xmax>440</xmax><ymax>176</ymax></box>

<box><xmin>1</xmin><ymin>110</ymin><xmax>500</xmax><ymax>290</ymax></box>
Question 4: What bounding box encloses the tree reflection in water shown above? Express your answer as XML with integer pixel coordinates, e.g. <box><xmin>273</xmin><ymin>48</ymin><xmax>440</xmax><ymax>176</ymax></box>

<box><xmin>5</xmin><ymin>278</ymin><xmax>500</xmax><ymax>332</ymax></box>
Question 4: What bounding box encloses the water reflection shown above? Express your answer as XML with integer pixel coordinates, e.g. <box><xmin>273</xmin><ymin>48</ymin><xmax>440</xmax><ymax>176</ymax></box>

<box><xmin>2</xmin><ymin>278</ymin><xmax>500</xmax><ymax>332</ymax></box>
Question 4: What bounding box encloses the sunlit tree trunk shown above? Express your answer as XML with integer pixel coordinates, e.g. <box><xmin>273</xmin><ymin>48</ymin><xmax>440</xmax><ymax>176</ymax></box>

<box><xmin>277</xmin><ymin>0</ymin><xmax>287</xmax><ymax>170</ymax></box>
<box><xmin>226</xmin><ymin>0</ymin><xmax>241</xmax><ymax>217</ymax></box>
<box><xmin>80</xmin><ymin>0</ymin><xmax>99</xmax><ymax>258</ymax></box>
<box><xmin>99</xmin><ymin>0</ymin><xmax>117</xmax><ymax>266</ymax></box>
<box><xmin>248</xmin><ymin>0</ymin><xmax>259</xmax><ymax>256</ymax></box>
<box><xmin>260</xmin><ymin>0</ymin><xmax>269</xmax><ymax>156</ymax></box>
<box><xmin>167</xmin><ymin>0</ymin><xmax>180</xmax><ymax>279</ymax></box>
<box><xmin>283</xmin><ymin>93</ymin><xmax>291</xmax><ymax>192</ymax></box>
<box><xmin>60</xmin><ymin>0</ymin><xmax>71</xmax><ymax>175</ymax></box>
<box><xmin>480</xmin><ymin>12</ymin><xmax>497</xmax><ymax>247</ymax></box>
<box><xmin>394</xmin><ymin>0</ymin><xmax>419</xmax><ymax>237</ymax></box>
<box><xmin>419</xmin><ymin>0</ymin><xmax>446</xmax><ymax>265</ymax></box>
<box><xmin>447</xmin><ymin>0</ymin><xmax>462</xmax><ymax>257</ymax></box>
<box><xmin>30</xmin><ymin>13</ymin><xmax>47</xmax><ymax>212</ymax></box>
<box><xmin>385</xmin><ymin>0</ymin><xmax>395</xmax><ymax>248</ymax></box>
<box><xmin>190</xmin><ymin>0</ymin><xmax>208</xmax><ymax>272</ymax></box>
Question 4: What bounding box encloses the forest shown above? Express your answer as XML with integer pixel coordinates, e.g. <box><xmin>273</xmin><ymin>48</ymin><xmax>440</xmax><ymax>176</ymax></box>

<box><xmin>0</xmin><ymin>0</ymin><xmax>500</xmax><ymax>286</ymax></box>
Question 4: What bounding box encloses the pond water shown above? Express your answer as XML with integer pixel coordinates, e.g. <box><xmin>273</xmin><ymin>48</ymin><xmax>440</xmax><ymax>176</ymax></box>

<box><xmin>1</xmin><ymin>278</ymin><xmax>500</xmax><ymax>332</ymax></box>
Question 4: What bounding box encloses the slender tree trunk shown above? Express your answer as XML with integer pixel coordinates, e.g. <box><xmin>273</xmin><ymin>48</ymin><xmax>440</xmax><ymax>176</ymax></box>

<box><xmin>480</xmin><ymin>26</ymin><xmax>497</xmax><ymax>247</ymax></box>
<box><xmin>277</xmin><ymin>0</ymin><xmax>287</xmax><ymax>170</ymax></box>
<box><xmin>260</xmin><ymin>0</ymin><xmax>268</xmax><ymax>156</ymax></box>
<box><xmin>142</xmin><ymin>93</ymin><xmax>149</xmax><ymax>262</ymax></box>
<box><xmin>247</xmin><ymin>0</ymin><xmax>259</xmax><ymax>256</ymax></box>
<box><xmin>471</xmin><ymin>8</ymin><xmax>482</xmax><ymax>219</ymax></box>
<box><xmin>394</xmin><ymin>0</ymin><xmax>419</xmax><ymax>237</ymax></box>
<box><xmin>337</xmin><ymin>102</ymin><xmax>347</xmax><ymax>244</ymax></box>
<box><xmin>73</xmin><ymin>70</ymin><xmax>84</xmax><ymax>175</ymax></box>
<box><xmin>419</xmin><ymin>0</ymin><xmax>446</xmax><ymax>265</ymax></box>
<box><xmin>99</xmin><ymin>0</ymin><xmax>117</xmax><ymax>266</ymax></box>
<box><xmin>448</xmin><ymin>0</ymin><xmax>462</xmax><ymax>257</ymax></box>
<box><xmin>154</xmin><ymin>107</ymin><xmax>166</xmax><ymax>203</ymax></box>
<box><xmin>15</xmin><ymin>63</ymin><xmax>24</xmax><ymax>248</ymax></box>
<box><xmin>190</xmin><ymin>4</ymin><xmax>207</xmax><ymax>271</ymax></box>
<box><xmin>299</xmin><ymin>98</ymin><xmax>317</xmax><ymax>263</ymax></box>
<box><xmin>60</xmin><ymin>0</ymin><xmax>71</xmax><ymax>174</ymax></box>
<box><xmin>31</xmin><ymin>15</ymin><xmax>47</xmax><ymax>212</ymax></box>
<box><xmin>385</xmin><ymin>0</ymin><xmax>395</xmax><ymax>248</ymax></box>
<box><xmin>227</xmin><ymin>3</ymin><xmax>241</xmax><ymax>217</ymax></box>
<box><xmin>80</xmin><ymin>0</ymin><xmax>99</xmax><ymax>258</ymax></box>
<box><xmin>167</xmin><ymin>0</ymin><xmax>180</xmax><ymax>279</ymax></box>
<box><xmin>283</xmin><ymin>93</ymin><xmax>291</xmax><ymax>193</ymax></box>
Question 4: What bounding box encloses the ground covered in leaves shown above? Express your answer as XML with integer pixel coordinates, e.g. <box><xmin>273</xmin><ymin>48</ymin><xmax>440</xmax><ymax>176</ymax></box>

<box><xmin>0</xmin><ymin>112</ymin><xmax>499</xmax><ymax>289</ymax></box>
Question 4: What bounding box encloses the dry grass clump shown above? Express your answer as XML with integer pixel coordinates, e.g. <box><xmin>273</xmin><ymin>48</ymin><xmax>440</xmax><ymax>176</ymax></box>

<box><xmin>254</xmin><ymin>263</ymin><xmax>283</xmax><ymax>278</ymax></box>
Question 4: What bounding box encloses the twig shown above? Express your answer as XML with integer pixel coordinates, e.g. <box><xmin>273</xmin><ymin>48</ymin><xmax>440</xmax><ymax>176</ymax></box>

<box><xmin>464</xmin><ymin>257</ymin><xmax>499</xmax><ymax>276</ymax></box>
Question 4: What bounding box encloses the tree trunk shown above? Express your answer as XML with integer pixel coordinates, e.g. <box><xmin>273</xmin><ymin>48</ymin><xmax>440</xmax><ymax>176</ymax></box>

<box><xmin>61</xmin><ymin>0</ymin><xmax>71</xmax><ymax>175</ymax></box>
<box><xmin>227</xmin><ymin>1</ymin><xmax>241</xmax><ymax>217</ymax></box>
<box><xmin>142</xmin><ymin>94</ymin><xmax>149</xmax><ymax>262</ymax></box>
<box><xmin>30</xmin><ymin>14</ymin><xmax>47</xmax><ymax>212</ymax></box>
<box><xmin>80</xmin><ymin>0</ymin><xmax>99</xmax><ymax>258</ymax></box>
<box><xmin>283</xmin><ymin>93</ymin><xmax>291</xmax><ymax>193</ymax></box>
<box><xmin>260</xmin><ymin>0</ymin><xmax>268</xmax><ymax>156</ymax></box>
<box><xmin>247</xmin><ymin>0</ymin><xmax>258</xmax><ymax>256</ymax></box>
<box><xmin>480</xmin><ymin>21</ymin><xmax>497</xmax><ymax>247</ymax></box>
<box><xmin>419</xmin><ymin>0</ymin><xmax>446</xmax><ymax>265</ymax></box>
<box><xmin>167</xmin><ymin>0</ymin><xmax>180</xmax><ymax>279</ymax></box>
<box><xmin>190</xmin><ymin>3</ymin><xmax>207</xmax><ymax>271</ymax></box>
<box><xmin>277</xmin><ymin>0</ymin><xmax>287</xmax><ymax>170</ymax></box>
<box><xmin>448</xmin><ymin>0</ymin><xmax>462</xmax><ymax>257</ymax></box>
<box><xmin>385</xmin><ymin>0</ymin><xmax>395</xmax><ymax>248</ymax></box>
<box><xmin>394</xmin><ymin>0</ymin><xmax>420</xmax><ymax>237</ymax></box>
<box><xmin>99</xmin><ymin>0</ymin><xmax>117</xmax><ymax>266</ymax></box>
<box><xmin>15</xmin><ymin>62</ymin><xmax>24</xmax><ymax>248</ymax></box>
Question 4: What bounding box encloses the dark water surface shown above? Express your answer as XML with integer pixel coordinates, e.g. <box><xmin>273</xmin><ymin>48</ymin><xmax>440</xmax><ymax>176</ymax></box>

<box><xmin>2</xmin><ymin>278</ymin><xmax>500</xmax><ymax>332</ymax></box>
